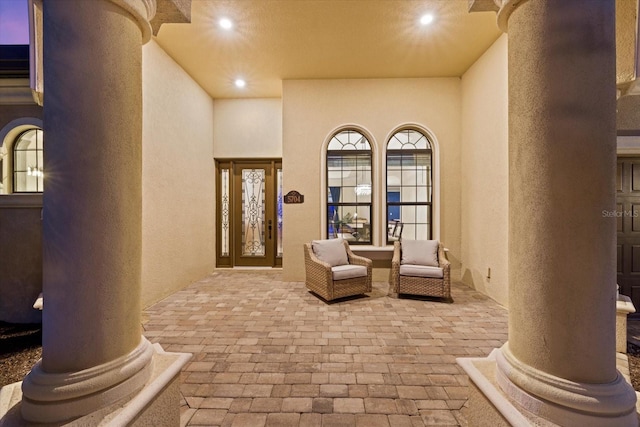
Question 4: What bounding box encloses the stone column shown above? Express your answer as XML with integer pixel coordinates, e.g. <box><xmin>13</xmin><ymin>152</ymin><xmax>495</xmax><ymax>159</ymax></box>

<box><xmin>20</xmin><ymin>0</ymin><xmax>156</xmax><ymax>423</ymax></box>
<box><xmin>496</xmin><ymin>0</ymin><xmax>637</xmax><ymax>424</ymax></box>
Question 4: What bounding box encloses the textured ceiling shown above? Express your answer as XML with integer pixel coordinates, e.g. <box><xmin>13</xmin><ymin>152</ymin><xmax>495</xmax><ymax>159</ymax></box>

<box><xmin>155</xmin><ymin>0</ymin><xmax>502</xmax><ymax>99</ymax></box>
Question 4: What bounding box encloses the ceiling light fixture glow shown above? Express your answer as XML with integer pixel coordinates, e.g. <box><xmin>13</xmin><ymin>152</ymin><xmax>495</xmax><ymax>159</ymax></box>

<box><xmin>235</xmin><ymin>79</ymin><xmax>246</xmax><ymax>88</ymax></box>
<box><xmin>219</xmin><ymin>18</ymin><xmax>233</xmax><ymax>30</ymax></box>
<box><xmin>420</xmin><ymin>14</ymin><xmax>434</xmax><ymax>26</ymax></box>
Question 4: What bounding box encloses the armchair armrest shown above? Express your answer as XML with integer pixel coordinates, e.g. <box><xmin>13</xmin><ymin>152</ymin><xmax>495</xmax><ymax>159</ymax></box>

<box><xmin>304</xmin><ymin>243</ymin><xmax>333</xmax><ymax>283</ymax></box>
<box><xmin>389</xmin><ymin>241</ymin><xmax>401</xmax><ymax>293</ymax></box>
<box><xmin>344</xmin><ymin>242</ymin><xmax>372</xmax><ymax>268</ymax></box>
<box><xmin>437</xmin><ymin>244</ymin><xmax>450</xmax><ymax>268</ymax></box>
<box><xmin>438</xmin><ymin>243</ymin><xmax>451</xmax><ymax>294</ymax></box>
<box><xmin>347</xmin><ymin>253</ymin><xmax>372</xmax><ymax>267</ymax></box>
<box><xmin>391</xmin><ymin>241</ymin><xmax>401</xmax><ymax>267</ymax></box>
<box><xmin>438</xmin><ymin>244</ymin><xmax>451</xmax><ymax>281</ymax></box>
<box><xmin>343</xmin><ymin>240</ymin><xmax>373</xmax><ymax>291</ymax></box>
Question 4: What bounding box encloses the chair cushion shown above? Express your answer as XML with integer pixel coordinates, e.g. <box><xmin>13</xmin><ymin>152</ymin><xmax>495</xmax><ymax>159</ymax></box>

<box><xmin>332</xmin><ymin>264</ymin><xmax>368</xmax><ymax>281</ymax></box>
<box><xmin>312</xmin><ymin>238</ymin><xmax>349</xmax><ymax>266</ymax></box>
<box><xmin>399</xmin><ymin>264</ymin><xmax>443</xmax><ymax>279</ymax></box>
<box><xmin>401</xmin><ymin>239</ymin><xmax>439</xmax><ymax>267</ymax></box>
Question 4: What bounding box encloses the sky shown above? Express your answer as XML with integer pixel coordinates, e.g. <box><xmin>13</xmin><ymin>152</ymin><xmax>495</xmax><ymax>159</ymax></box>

<box><xmin>0</xmin><ymin>0</ymin><xmax>29</xmax><ymax>44</ymax></box>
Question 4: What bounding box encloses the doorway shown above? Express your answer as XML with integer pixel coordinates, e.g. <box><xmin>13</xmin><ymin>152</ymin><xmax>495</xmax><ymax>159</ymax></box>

<box><xmin>617</xmin><ymin>157</ymin><xmax>640</xmax><ymax>310</ymax></box>
<box><xmin>216</xmin><ymin>159</ymin><xmax>283</xmax><ymax>268</ymax></box>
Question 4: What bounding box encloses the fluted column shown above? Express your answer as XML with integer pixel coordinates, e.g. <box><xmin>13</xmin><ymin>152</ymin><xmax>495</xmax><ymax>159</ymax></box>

<box><xmin>21</xmin><ymin>0</ymin><xmax>156</xmax><ymax>423</ymax></box>
<box><xmin>495</xmin><ymin>0</ymin><xmax>636</xmax><ymax>424</ymax></box>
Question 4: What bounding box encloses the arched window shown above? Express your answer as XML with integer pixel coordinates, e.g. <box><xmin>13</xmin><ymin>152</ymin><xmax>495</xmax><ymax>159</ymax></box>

<box><xmin>13</xmin><ymin>129</ymin><xmax>44</xmax><ymax>193</ymax></box>
<box><xmin>326</xmin><ymin>129</ymin><xmax>372</xmax><ymax>244</ymax></box>
<box><xmin>386</xmin><ymin>129</ymin><xmax>432</xmax><ymax>243</ymax></box>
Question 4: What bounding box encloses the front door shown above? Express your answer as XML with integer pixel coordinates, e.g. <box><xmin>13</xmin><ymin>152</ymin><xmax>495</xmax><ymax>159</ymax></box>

<box><xmin>216</xmin><ymin>159</ymin><xmax>283</xmax><ymax>268</ymax></box>
<box><xmin>617</xmin><ymin>157</ymin><xmax>640</xmax><ymax>310</ymax></box>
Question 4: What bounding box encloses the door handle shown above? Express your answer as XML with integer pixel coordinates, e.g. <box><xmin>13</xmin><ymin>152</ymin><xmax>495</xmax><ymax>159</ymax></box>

<box><xmin>268</xmin><ymin>220</ymin><xmax>272</xmax><ymax>239</ymax></box>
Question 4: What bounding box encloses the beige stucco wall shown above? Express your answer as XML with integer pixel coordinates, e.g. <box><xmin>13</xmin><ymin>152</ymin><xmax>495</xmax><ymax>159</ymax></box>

<box><xmin>616</xmin><ymin>0</ymin><xmax>637</xmax><ymax>86</ymax></box>
<box><xmin>213</xmin><ymin>98</ymin><xmax>282</xmax><ymax>158</ymax></box>
<box><xmin>460</xmin><ymin>34</ymin><xmax>509</xmax><ymax>307</ymax></box>
<box><xmin>141</xmin><ymin>39</ymin><xmax>215</xmax><ymax>308</ymax></box>
<box><xmin>0</xmin><ymin>109</ymin><xmax>44</xmax><ymax>322</ymax></box>
<box><xmin>282</xmin><ymin>78</ymin><xmax>462</xmax><ymax>282</ymax></box>
<box><xmin>0</xmin><ymin>195</ymin><xmax>43</xmax><ymax>323</ymax></box>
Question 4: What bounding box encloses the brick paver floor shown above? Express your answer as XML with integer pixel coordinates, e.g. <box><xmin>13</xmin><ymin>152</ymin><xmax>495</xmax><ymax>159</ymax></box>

<box><xmin>142</xmin><ymin>270</ymin><xmax>508</xmax><ymax>427</ymax></box>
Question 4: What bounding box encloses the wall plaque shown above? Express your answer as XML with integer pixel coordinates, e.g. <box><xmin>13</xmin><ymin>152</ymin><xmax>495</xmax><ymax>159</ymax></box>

<box><xmin>284</xmin><ymin>190</ymin><xmax>304</xmax><ymax>204</ymax></box>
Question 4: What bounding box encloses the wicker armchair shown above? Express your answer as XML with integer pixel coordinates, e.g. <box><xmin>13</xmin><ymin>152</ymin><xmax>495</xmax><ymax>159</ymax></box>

<box><xmin>304</xmin><ymin>239</ymin><xmax>372</xmax><ymax>301</ymax></box>
<box><xmin>389</xmin><ymin>240</ymin><xmax>451</xmax><ymax>301</ymax></box>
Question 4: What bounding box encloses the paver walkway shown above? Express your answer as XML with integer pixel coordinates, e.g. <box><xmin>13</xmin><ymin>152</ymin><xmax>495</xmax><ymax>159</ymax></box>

<box><xmin>142</xmin><ymin>270</ymin><xmax>509</xmax><ymax>427</ymax></box>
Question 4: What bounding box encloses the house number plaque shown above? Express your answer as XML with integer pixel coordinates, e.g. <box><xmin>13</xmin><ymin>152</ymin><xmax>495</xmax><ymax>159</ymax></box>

<box><xmin>284</xmin><ymin>190</ymin><xmax>304</xmax><ymax>204</ymax></box>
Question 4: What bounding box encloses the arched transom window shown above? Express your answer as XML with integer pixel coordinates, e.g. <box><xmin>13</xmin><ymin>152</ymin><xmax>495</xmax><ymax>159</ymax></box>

<box><xmin>386</xmin><ymin>129</ymin><xmax>432</xmax><ymax>243</ymax></box>
<box><xmin>13</xmin><ymin>128</ymin><xmax>44</xmax><ymax>193</ymax></box>
<box><xmin>326</xmin><ymin>129</ymin><xmax>372</xmax><ymax>244</ymax></box>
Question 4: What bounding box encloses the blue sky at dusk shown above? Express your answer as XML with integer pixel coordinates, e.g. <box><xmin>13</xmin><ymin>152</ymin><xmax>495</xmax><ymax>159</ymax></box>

<box><xmin>0</xmin><ymin>0</ymin><xmax>29</xmax><ymax>44</ymax></box>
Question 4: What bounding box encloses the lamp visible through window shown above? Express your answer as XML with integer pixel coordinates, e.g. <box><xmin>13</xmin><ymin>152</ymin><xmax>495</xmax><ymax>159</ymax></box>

<box><xmin>13</xmin><ymin>128</ymin><xmax>44</xmax><ymax>193</ymax></box>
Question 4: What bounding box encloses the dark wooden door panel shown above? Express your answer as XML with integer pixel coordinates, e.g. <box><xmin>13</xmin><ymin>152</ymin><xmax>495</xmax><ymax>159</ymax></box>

<box><xmin>617</xmin><ymin>158</ymin><xmax>640</xmax><ymax>311</ymax></box>
<box><xmin>617</xmin><ymin>163</ymin><xmax>623</xmax><ymax>192</ymax></box>
<box><xmin>633</xmin><ymin>245</ymin><xmax>640</xmax><ymax>273</ymax></box>
<box><xmin>618</xmin><ymin>245</ymin><xmax>623</xmax><ymax>274</ymax></box>
<box><xmin>633</xmin><ymin>163</ymin><xmax>640</xmax><ymax>192</ymax></box>
<box><xmin>634</xmin><ymin>205</ymin><xmax>640</xmax><ymax>231</ymax></box>
<box><xmin>617</xmin><ymin>203</ymin><xmax>624</xmax><ymax>232</ymax></box>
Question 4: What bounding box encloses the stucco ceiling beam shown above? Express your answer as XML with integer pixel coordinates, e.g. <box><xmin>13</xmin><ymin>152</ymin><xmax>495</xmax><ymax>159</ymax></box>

<box><xmin>468</xmin><ymin>0</ymin><xmax>500</xmax><ymax>13</ymax></box>
<box><xmin>150</xmin><ymin>0</ymin><xmax>192</xmax><ymax>35</ymax></box>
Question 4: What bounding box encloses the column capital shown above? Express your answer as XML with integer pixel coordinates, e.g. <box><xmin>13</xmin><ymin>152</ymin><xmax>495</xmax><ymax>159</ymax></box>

<box><xmin>468</xmin><ymin>0</ymin><xmax>500</xmax><ymax>13</ymax></box>
<box><xmin>109</xmin><ymin>0</ymin><xmax>156</xmax><ymax>43</ymax></box>
<box><xmin>495</xmin><ymin>0</ymin><xmax>528</xmax><ymax>32</ymax></box>
<box><xmin>469</xmin><ymin>0</ymin><xmax>530</xmax><ymax>33</ymax></box>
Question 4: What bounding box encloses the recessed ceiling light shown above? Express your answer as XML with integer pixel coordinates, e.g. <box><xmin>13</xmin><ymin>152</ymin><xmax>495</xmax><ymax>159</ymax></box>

<box><xmin>420</xmin><ymin>14</ymin><xmax>434</xmax><ymax>26</ymax></box>
<box><xmin>219</xmin><ymin>18</ymin><xmax>233</xmax><ymax>30</ymax></box>
<box><xmin>235</xmin><ymin>79</ymin><xmax>246</xmax><ymax>88</ymax></box>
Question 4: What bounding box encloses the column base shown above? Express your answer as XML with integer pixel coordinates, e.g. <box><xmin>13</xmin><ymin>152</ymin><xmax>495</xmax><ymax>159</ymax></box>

<box><xmin>0</xmin><ymin>343</ymin><xmax>190</xmax><ymax>426</ymax></box>
<box><xmin>458</xmin><ymin>347</ymin><xmax>638</xmax><ymax>427</ymax></box>
<box><xmin>20</xmin><ymin>337</ymin><xmax>155</xmax><ymax>423</ymax></box>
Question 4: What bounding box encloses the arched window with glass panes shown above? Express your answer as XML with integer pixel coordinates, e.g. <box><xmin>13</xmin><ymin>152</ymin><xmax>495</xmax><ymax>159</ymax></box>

<box><xmin>13</xmin><ymin>128</ymin><xmax>44</xmax><ymax>193</ymax></box>
<box><xmin>326</xmin><ymin>129</ymin><xmax>372</xmax><ymax>244</ymax></box>
<box><xmin>386</xmin><ymin>129</ymin><xmax>432</xmax><ymax>243</ymax></box>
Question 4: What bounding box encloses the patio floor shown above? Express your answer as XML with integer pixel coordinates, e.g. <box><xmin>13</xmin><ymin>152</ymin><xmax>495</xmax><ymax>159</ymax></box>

<box><xmin>142</xmin><ymin>270</ymin><xmax>509</xmax><ymax>427</ymax></box>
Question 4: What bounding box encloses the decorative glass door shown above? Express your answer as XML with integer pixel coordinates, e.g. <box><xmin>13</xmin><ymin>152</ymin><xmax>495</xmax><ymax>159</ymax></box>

<box><xmin>216</xmin><ymin>160</ymin><xmax>282</xmax><ymax>267</ymax></box>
